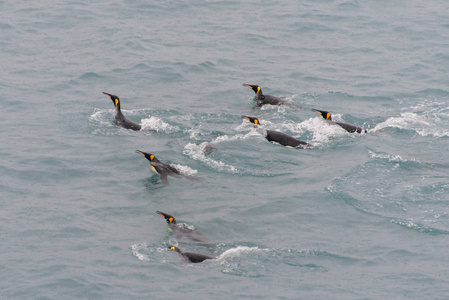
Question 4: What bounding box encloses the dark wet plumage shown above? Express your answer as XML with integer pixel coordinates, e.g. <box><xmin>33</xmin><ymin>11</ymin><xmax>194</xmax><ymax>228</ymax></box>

<box><xmin>103</xmin><ymin>92</ymin><xmax>141</xmax><ymax>131</ymax></box>
<box><xmin>156</xmin><ymin>211</ymin><xmax>212</xmax><ymax>244</ymax></box>
<box><xmin>242</xmin><ymin>84</ymin><xmax>290</xmax><ymax>107</ymax></box>
<box><xmin>169</xmin><ymin>246</ymin><xmax>215</xmax><ymax>263</ymax></box>
<box><xmin>242</xmin><ymin>116</ymin><xmax>311</xmax><ymax>148</ymax></box>
<box><xmin>312</xmin><ymin>109</ymin><xmax>367</xmax><ymax>133</ymax></box>
<box><xmin>136</xmin><ymin>150</ymin><xmax>202</xmax><ymax>185</ymax></box>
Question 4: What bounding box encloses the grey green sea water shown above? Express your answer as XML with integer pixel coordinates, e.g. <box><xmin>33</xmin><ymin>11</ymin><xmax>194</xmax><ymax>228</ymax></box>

<box><xmin>2</xmin><ymin>1</ymin><xmax>449</xmax><ymax>299</ymax></box>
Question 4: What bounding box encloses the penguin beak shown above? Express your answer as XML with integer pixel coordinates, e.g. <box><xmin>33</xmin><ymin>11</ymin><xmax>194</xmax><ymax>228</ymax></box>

<box><xmin>312</xmin><ymin>109</ymin><xmax>324</xmax><ymax>117</ymax></box>
<box><xmin>136</xmin><ymin>150</ymin><xmax>146</xmax><ymax>157</ymax></box>
<box><xmin>136</xmin><ymin>150</ymin><xmax>155</xmax><ymax>162</ymax></box>
<box><xmin>103</xmin><ymin>92</ymin><xmax>112</xmax><ymax>98</ymax></box>
<box><xmin>242</xmin><ymin>83</ymin><xmax>251</xmax><ymax>88</ymax></box>
<box><xmin>156</xmin><ymin>211</ymin><xmax>165</xmax><ymax>217</ymax></box>
<box><xmin>312</xmin><ymin>109</ymin><xmax>331</xmax><ymax>120</ymax></box>
<box><xmin>241</xmin><ymin>115</ymin><xmax>260</xmax><ymax>126</ymax></box>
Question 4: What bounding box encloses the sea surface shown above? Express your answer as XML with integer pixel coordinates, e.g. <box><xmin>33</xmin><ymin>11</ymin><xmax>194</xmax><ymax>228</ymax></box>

<box><xmin>2</xmin><ymin>1</ymin><xmax>449</xmax><ymax>299</ymax></box>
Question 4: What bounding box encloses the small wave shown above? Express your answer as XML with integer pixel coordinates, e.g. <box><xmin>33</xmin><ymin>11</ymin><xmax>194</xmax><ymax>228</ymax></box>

<box><xmin>217</xmin><ymin>246</ymin><xmax>265</xmax><ymax>261</ymax></box>
<box><xmin>368</xmin><ymin>150</ymin><xmax>417</xmax><ymax>163</ymax></box>
<box><xmin>390</xmin><ymin>218</ymin><xmax>449</xmax><ymax>235</ymax></box>
<box><xmin>214</xmin><ymin>244</ymin><xmax>357</xmax><ymax>276</ymax></box>
<box><xmin>183</xmin><ymin>142</ymin><xmax>238</xmax><ymax>173</ymax></box>
<box><xmin>79</xmin><ymin>72</ymin><xmax>103</xmax><ymax>80</ymax></box>
<box><xmin>214</xmin><ymin>244</ymin><xmax>357</xmax><ymax>262</ymax></box>
<box><xmin>185</xmin><ymin>127</ymin><xmax>201</xmax><ymax>140</ymax></box>
<box><xmin>214</xmin><ymin>131</ymin><xmax>259</xmax><ymax>143</ymax></box>
<box><xmin>89</xmin><ymin>109</ymin><xmax>114</xmax><ymax>126</ymax></box>
<box><xmin>327</xmin><ymin>154</ymin><xmax>449</xmax><ymax>234</ymax></box>
<box><xmin>0</xmin><ymin>22</ymin><xmax>13</xmax><ymax>30</ymax></box>
<box><xmin>130</xmin><ymin>244</ymin><xmax>151</xmax><ymax>262</ymax></box>
<box><xmin>372</xmin><ymin>112</ymin><xmax>449</xmax><ymax>137</ymax></box>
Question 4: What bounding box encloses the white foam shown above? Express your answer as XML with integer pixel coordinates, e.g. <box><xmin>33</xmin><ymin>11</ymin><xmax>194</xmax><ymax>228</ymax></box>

<box><xmin>300</xmin><ymin>117</ymin><xmax>347</xmax><ymax>145</ymax></box>
<box><xmin>130</xmin><ymin>244</ymin><xmax>150</xmax><ymax>262</ymax></box>
<box><xmin>89</xmin><ymin>109</ymin><xmax>114</xmax><ymax>126</ymax></box>
<box><xmin>170</xmin><ymin>163</ymin><xmax>198</xmax><ymax>176</ymax></box>
<box><xmin>140</xmin><ymin>116</ymin><xmax>179</xmax><ymax>133</ymax></box>
<box><xmin>185</xmin><ymin>127</ymin><xmax>201</xmax><ymax>140</ymax></box>
<box><xmin>183</xmin><ymin>142</ymin><xmax>238</xmax><ymax>173</ymax></box>
<box><xmin>181</xmin><ymin>223</ymin><xmax>195</xmax><ymax>231</ymax></box>
<box><xmin>217</xmin><ymin>246</ymin><xmax>264</xmax><ymax>261</ymax></box>
<box><xmin>373</xmin><ymin>112</ymin><xmax>427</xmax><ymax>130</ymax></box>
<box><xmin>368</xmin><ymin>150</ymin><xmax>415</xmax><ymax>163</ymax></box>
<box><xmin>260</xmin><ymin>104</ymin><xmax>289</xmax><ymax>113</ymax></box>
<box><xmin>371</xmin><ymin>112</ymin><xmax>449</xmax><ymax>137</ymax></box>
<box><xmin>277</xmin><ymin>121</ymin><xmax>306</xmax><ymax>135</ymax></box>
<box><xmin>216</xmin><ymin>131</ymin><xmax>260</xmax><ymax>143</ymax></box>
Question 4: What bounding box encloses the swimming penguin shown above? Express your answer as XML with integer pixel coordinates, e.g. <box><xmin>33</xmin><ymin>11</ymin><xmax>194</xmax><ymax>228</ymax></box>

<box><xmin>242</xmin><ymin>116</ymin><xmax>310</xmax><ymax>148</ymax></box>
<box><xmin>312</xmin><ymin>109</ymin><xmax>367</xmax><ymax>133</ymax></box>
<box><xmin>242</xmin><ymin>84</ymin><xmax>290</xmax><ymax>107</ymax></box>
<box><xmin>136</xmin><ymin>150</ymin><xmax>200</xmax><ymax>185</ymax></box>
<box><xmin>168</xmin><ymin>246</ymin><xmax>215</xmax><ymax>263</ymax></box>
<box><xmin>156</xmin><ymin>211</ymin><xmax>212</xmax><ymax>244</ymax></box>
<box><xmin>103</xmin><ymin>92</ymin><xmax>141</xmax><ymax>131</ymax></box>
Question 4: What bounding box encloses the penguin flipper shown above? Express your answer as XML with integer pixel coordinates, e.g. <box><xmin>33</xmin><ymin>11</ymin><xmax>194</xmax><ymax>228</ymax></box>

<box><xmin>160</xmin><ymin>173</ymin><xmax>169</xmax><ymax>185</ymax></box>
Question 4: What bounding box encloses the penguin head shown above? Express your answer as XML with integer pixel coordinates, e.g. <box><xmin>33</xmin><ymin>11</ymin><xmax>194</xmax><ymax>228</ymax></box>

<box><xmin>156</xmin><ymin>211</ymin><xmax>177</xmax><ymax>224</ymax></box>
<box><xmin>169</xmin><ymin>246</ymin><xmax>182</xmax><ymax>253</ymax></box>
<box><xmin>312</xmin><ymin>109</ymin><xmax>332</xmax><ymax>121</ymax></box>
<box><xmin>241</xmin><ymin>115</ymin><xmax>261</xmax><ymax>128</ymax></box>
<box><xmin>103</xmin><ymin>92</ymin><xmax>120</xmax><ymax>108</ymax></box>
<box><xmin>136</xmin><ymin>150</ymin><xmax>159</xmax><ymax>162</ymax></box>
<box><xmin>242</xmin><ymin>84</ymin><xmax>262</xmax><ymax>95</ymax></box>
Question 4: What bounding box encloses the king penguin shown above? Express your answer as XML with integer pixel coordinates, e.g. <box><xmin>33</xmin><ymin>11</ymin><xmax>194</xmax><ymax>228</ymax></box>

<box><xmin>242</xmin><ymin>116</ymin><xmax>310</xmax><ymax>148</ymax></box>
<box><xmin>156</xmin><ymin>211</ymin><xmax>212</xmax><ymax>244</ymax></box>
<box><xmin>312</xmin><ymin>109</ymin><xmax>367</xmax><ymax>133</ymax></box>
<box><xmin>103</xmin><ymin>92</ymin><xmax>141</xmax><ymax>131</ymax></box>
<box><xmin>168</xmin><ymin>246</ymin><xmax>215</xmax><ymax>263</ymax></box>
<box><xmin>242</xmin><ymin>84</ymin><xmax>290</xmax><ymax>107</ymax></box>
<box><xmin>136</xmin><ymin>150</ymin><xmax>200</xmax><ymax>185</ymax></box>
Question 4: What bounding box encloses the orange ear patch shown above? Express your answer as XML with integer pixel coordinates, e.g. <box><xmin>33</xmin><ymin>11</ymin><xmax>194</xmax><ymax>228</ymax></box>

<box><xmin>150</xmin><ymin>155</ymin><xmax>155</xmax><ymax>161</ymax></box>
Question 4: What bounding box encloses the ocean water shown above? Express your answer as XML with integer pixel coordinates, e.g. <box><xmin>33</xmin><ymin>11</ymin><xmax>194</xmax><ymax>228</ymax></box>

<box><xmin>2</xmin><ymin>1</ymin><xmax>449</xmax><ymax>299</ymax></box>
